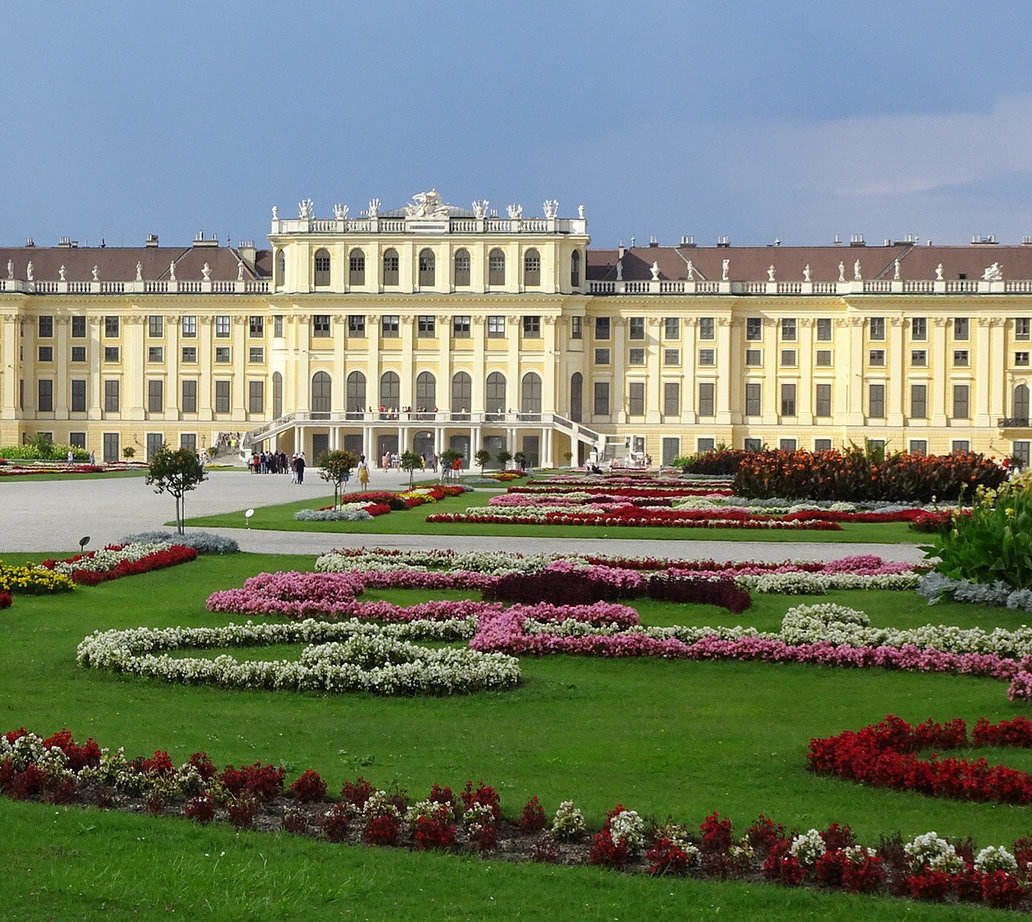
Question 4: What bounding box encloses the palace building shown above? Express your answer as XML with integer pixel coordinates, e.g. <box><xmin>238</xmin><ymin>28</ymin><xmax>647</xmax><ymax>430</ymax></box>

<box><xmin>1</xmin><ymin>189</ymin><xmax>1031</xmax><ymax>467</ymax></box>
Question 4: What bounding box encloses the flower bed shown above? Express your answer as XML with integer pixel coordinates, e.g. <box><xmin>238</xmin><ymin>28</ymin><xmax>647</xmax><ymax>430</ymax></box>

<box><xmin>5</xmin><ymin>726</ymin><xmax>1032</xmax><ymax>910</ymax></box>
<box><xmin>0</xmin><ymin>464</ymin><xmax>106</xmax><ymax>476</ymax></box>
<box><xmin>295</xmin><ymin>485</ymin><xmax>467</xmax><ymax>521</ymax></box>
<box><xmin>0</xmin><ymin>561</ymin><xmax>75</xmax><ymax>595</ymax></box>
<box><xmin>40</xmin><ymin>543</ymin><xmax>198</xmax><ymax>585</ymax></box>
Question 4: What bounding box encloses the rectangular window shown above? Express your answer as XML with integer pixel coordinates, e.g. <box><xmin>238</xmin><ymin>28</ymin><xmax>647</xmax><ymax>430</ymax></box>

<box><xmin>628</xmin><ymin>348</ymin><xmax>645</xmax><ymax>366</ymax></box>
<box><xmin>102</xmin><ymin>432</ymin><xmax>119</xmax><ymax>463</ymax></box>
<box><xmin>663</xmin><ymin>381</ymin><xmax>680</xmax><ymax>416</ymax></box>
<box><xmin>312</xmin><ymin>315</ymin><xmax>331</xmax><ymax>337</ymax></box>
<box><xmin>816</xmin><ymin>318</ymin><xmax>832</xmax><ymax>341</ymax></box>
<box><xmin>71</xmin><ymin>316</ymin><xmax>86</xmax><ymax>338</ymax></box>
<box><xmin>349</xmin><ymin>251</ymin><xmax>365</xmax><ymax>285</ymax></box>
<box><xmin>815</xmin><ymin>383</ymin><xmax>831</xmax><ymax>417</ymax></box>
<box><xmin>37</xmin><ymin>379</ymin><xmax>53</xmax><ymax>412</ymax></box>
<box><xmin>746</xmin><ymin>317</ymin><xmax>763</xmax><ymax>341</ymax></box>
<box><xmin>347</xmin><ymin>315</ymin><xmax>366</xmax><ymax>337</ymax></box>
<box><xmin>744</xmin><ymin>438</ymin><xmax>763</xmax><ymax>451</ymax></box>
<box><xmin>381</xmin><ymin>315</ymin><xmax>399</xmax><ymax>338</ymax></box>
<box><xmin>71</xmin><ymin>379</ymin><xmax>86</xmax><ymax>412</ymax></box>
<box><xmin>104</xmin><ymin>346</ymin><xmax>119</xmax><ymax>363</ymax></box>
<box><xmin>104</xmin><ymin>316</ymin><xmax>119</xmax><ymax>337</ymax></box>
<box><xmin>952</xmin><ymin>440</ymin><xmax>971</xmax><ymax>454</ymax></box>
<box><xmin>248</xmin><ymin>380</ymin><xmax>264</xmax><ymax>414</ymax></box>
<box><xmin>180</xmin><ymin>433</ymin><xmax>197</xmax><ymax>452</ymax></box>
<box><xmin>869</xmin><ymin>349</ymin><xmax>885</xmax><ymax>366</ymax></box>
<box><xmin>215</xmin><ymin>315</ymin><xmax>231</xmax><ymax>337</ymax></box>
<box><xmin>104</xmin><ymin>379</ymin><xmax>119</xmax><ymax>412</ymax></box>
<box><xmin>181</xmin><ymin>380</ymin><xmax>197</xmax><ymax>413</ymax></box>
<box><xmin>954</xmin><ymin>317</ymin><xmax>969</xmax><ymax>340</ymax></box>
<box><xmin>814</xmin><ymin>438</ymin><xmax>832</xmax><ymax>451</ymax></box>
<box><xmin>147</xmin><ymin>346</ymin><xmax>163</xmax><ymax>363</ymax></box>
<box><xmin>248</xmin><ymin>347</ymin><xmax>264</xmax><ymax>363</ymax></box>
<box><xmin>815</xmin><ymin>350</ymin><xmax>832</xmax><ymax>367</ymax></box>
<box><xmin>628</xmin><ymin>317</ymin><xmax>645</xmax><ymax>340</ymax></box>
<box><xmin>628</xmin><ymin>381</ymin><xmax>645</xmax><ymax>416</ymax></box>
<box><xmin>487</xmin><ymin>315</ymin><xmax>505</xmax><ymax>338</ymax></box>
<box><xmin>911</xmin><ymin>384</ymin><xmax>927</xmax><ymax>418</ymax></box>
<box><xmin>911</xmin><ymin>349</ymin><xmax>927</xmax><ymax>366</ymax></box>
<box><xmin>1017</xmin><ymin>318</ymin><xmax>1031</xmax><ymax>341</ymax></box>
<box><xmin>780</xmin><ymin>318</ymin><xmax>797</xmax><ymax>341</ymax></box>
<box><xmin>148</xmin><ymin>315</ymin><xmax>163</xmax><ymax>337</ymax></box>
<box><xmin>38</xmin><ymin>316</ymin><xmax>54</xmax><ymax>338</ymax></box>
<box><xmin>953</xmin><ymin>349</ymin><xmax>969</xmax><ymax>367</ymax></box>
<box><xmin>595</xmin><ymin>317</ymin><xmax>611</xmax><ymax>340</ymax></box>
<box><xmin>745</xmin><ymin>349</ymin><xmax>762</xmax><ymax>366</ymax></box>
<box><xmin>147</xmin><ymin>379</ymin><xmax>163</xmax><ymax>413</ymax></box>
<box><xmin>745</xmin><ymin>382</ymin><xmax>762</xmax><ymax>416</ymax></box>
<box><xmin>181</xmin><ymin>316</ymin><xmax>197</xmax><ymax>337</ymax></box>
<box><xmin>69</xmin><ymin>432</ymin><xmax>86</xmax><ymax>449</ymax></box>
<box><xmin>953</xmin><ymin>384</ymin><xmax>970</xmax><ymax>418</ymax></box>
<box><xmin>37</xmin><ymin>346</ymin><xmax>53</xmax><ymax>362</ymax></box>
<box><xmin>273</xmin><ymin>315</ymin><xmax>284</xmax><ymax>337</ymax></box>
<box><xmin>452</xmin><ymin>316</ymin><xmax>471</xmax><ymax>338</ymax></box>
<box><xmin>664</xmin><ymin>317</ymin><xmax>680</xmax><ymax>340</ymax></box>
<box><xmin>780</xmin><ymin>383</ymin><xmax>796</xmax><ymax>416</ymax></box>
<box><xmin>697</xmin><ymin>438</ymin><xmax>716</xmax><ymax>453</ymax></box>
<box><xmin>869</xmin><ymin>317</ymin><xmax>885</xmax><ymax>340</ymax></box>
<box><xmin>71</xmin><ymin>345</ymin><xmax>86</xmax><ymax>362</ymax></box>
<box><xmin>571</xmin><ymin>316</ymin><xmax>582</xmax><ymax>339</ymax></box>
<box><xmin>248</xmin><ymin>316</ymin><xmax>264</xmax><ymax>337</ymax></box>
<box><xmin>522</xmin><ymin>316</ymin><xmax>541</xmax><ymax>337</ymax></box>
<box><xmin>215</xmin><ymin>347</ymin><xmax>231</xmax><ymax>363</ymax></box>
<box><xmin>1013</xmin><ymin>440</ymin><xmax>1031</xmax><ymax>467</ymax></box>
<box><xmin>698</xmin><ymin>382</ymin><xmax>715</xmax><ymax>416</ymax></box>
<box><xmin>868</xmin><ymin>383</ymin><xmax>885</xmax><ymax>418</ymax></box>
<box><xmin>698</xmin><ymin>348</ymin><xmax>715</xmax><ymax>366</ymax></box>
<box><xmin>181</xmin><ymin>346</ymin><xmax>197</xmax><ymax>363</ymax></box>
<box><xmin>593</xmin><ymin>381</ymin><xmax>610</xmax><ymax>416</ymax></box>
<box><xmin>912</xmin><ymin>317</ymin><xmax>927</xmax><ymax>341</ymax></box>
<box><xmin>1015</xmin><ymin>351</ymin><xmax>1030</xmax><ymax>367</ymax></box>
<box><xmin>214</xmin><ymin>380</ymin><xmax>230</xmax><ymax>413</ymax></box>
<box><xmin>417</xmin><ymin>315</ymin><xmax>436</xmax><ymax>337</ymax></box>
<box><xmin>698</xmin><ymin>317</ymin><xmax>715</xmax><ymax>340</ymax></box>
<box><xmin>664</xmin><ymin>348</ymin><xmax>680</xmax><ymax>365</ymax></box>
<box><xmin>779</xmin><ymin>438</ymin><xmax>797</xmax><ymax>451</ymax></box>
<box><xmin>594</xmin><ymin>348</ymin><xmax>610</xmax><ymax>365</ymax></box>
<box><xmin>909</xmin><ymin>440</ymin><xmax>928</xmax><ymax>456</ymax></box>
<box><xmin>382</xmin><ymin>251</ymin><xmax>399</xmax><ymax>285</ymax></box>
<box><xmin>780</xmin><ymin>349</ymin><xmax>797</xmax><ymax>366</ymax></box>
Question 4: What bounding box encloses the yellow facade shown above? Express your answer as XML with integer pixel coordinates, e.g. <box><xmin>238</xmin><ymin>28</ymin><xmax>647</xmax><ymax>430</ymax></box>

<box><xmin>2</xmin><ymin>195</ymin><xmax>1031</xmax><ymax>466</ymax></box>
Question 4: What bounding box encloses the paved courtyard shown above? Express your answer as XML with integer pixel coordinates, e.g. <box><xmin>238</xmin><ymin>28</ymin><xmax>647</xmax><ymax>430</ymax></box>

<box><xmin>0</xmin><ymin>470</ymin><xmax>927</xmax><ymax>563</ymax></box>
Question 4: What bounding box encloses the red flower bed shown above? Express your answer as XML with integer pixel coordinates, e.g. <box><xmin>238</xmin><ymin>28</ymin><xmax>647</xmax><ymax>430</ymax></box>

<box><xmin>41</xmin><ymin>544</ymin><xmax>199</xmax><ymax>585</ymax></box>
<box><xmin>809</xmin><ymin>715</ymin><xmax>1032</xmax><ymax>805</ymax></box>
<box><xmin>0</xmin><ymin>592</ymin><xmax>11</xmax><ymax>610</ymax></box>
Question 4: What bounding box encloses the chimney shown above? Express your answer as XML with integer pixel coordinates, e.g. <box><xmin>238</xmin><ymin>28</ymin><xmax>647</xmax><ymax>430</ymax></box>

<box><xmin>237</xmin><ymin>240</ymin><xmax>257</xmax><ymax>266</ymax></box>
<box><xmin>145</xmin><ymin>234</ymin><xmax>159</xmax><ymax>247</ymax></box>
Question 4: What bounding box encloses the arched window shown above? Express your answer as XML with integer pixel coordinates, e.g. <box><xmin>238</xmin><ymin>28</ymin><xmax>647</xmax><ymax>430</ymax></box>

<box><xmin>451</xmin><ymin>371</ymin><xmax>471</xmax><ymax>420</ymax></box>
<box><xmin>1016</xmin><ymin>384</ymin><xmax>1030</xmax><ymax>424</ymax></box>
<box><xmin>314</xmin><ymin>248</ymin><xmax>331</xmax><ymax>287</ymax></box>
<box><xmin>570</xmin><ymin>250</ymin><xmax>581</xmax><ymax>288</ymax></box>
<box><xmin>570</xmin><ymin>372</ymin><xmax>582</xmax><ymax>423</ymax></box>
<box><xmin>416</xmin><ymin>371</ymin><xmax>436</xmax><ymax>417</ymax></box>
<box><xmin>383</xmin><ymin>249</ymin><xmax>399</xmax><ymax>286</ymax></box>
<box><xmin>488</xmin><ymin>248</ymin><xmax>505</xmax><ymax>286</ymax></box>
<box><xmin>523</xmin><ymin>248</ymin><xmax>540</xmax><ymax>287</ymax></box>
<box><xmin>418</xmin><ymin>248</ymin><xmax>435</xmax><ymax>287</ymax></box>
<box><xmin>348</xmin><ymin>248</ymin><xmax>365</xmax><ymax>286</ymax></box>
<box><xmin>272</xmin><ymin>371</ymin><xmax>283</xmax><ymax>419</ymax></box>
<box><xmin>311</xmin><ymin>371</ymin><xmax>331</xmax><ymax>418</ymax></box>
<box><xmin>521</xmin><ymin>372</ymin><xmax>542</xmax><ymax>417</ymax></box>
<box><xmin>346</xmin><ymin>370</ymin><xmax>366</xmax><ymax>418</ymax></box>
<box><xmin>379</xmin><ymin>371</ymin><xmax>400</xmax><ymax>413</ymax></box>
<box><xmin>454</xmin><ymin>248</ymin><xmax>471</xmax><ymax>286</ymax></box>
<box><xmin>274</xmin><ymin>250</ymin><xmax>285</xmax><ymax>288</ymax></box>
<box><xmin>486</xmin><ymin>371</ymin><xmax>506</xmax><ymax>419</ymax></box>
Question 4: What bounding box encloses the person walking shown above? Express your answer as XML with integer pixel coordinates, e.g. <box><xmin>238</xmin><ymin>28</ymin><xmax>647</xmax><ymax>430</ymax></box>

<box><xmin>294</xmin><ymin>452</ymin><xmax>306</xmax><ymax>485</ymax></box>
<box><xmin>358</xmin><ymin>455</ymin><xmax>369</xmax><ymax>489</ymax></box>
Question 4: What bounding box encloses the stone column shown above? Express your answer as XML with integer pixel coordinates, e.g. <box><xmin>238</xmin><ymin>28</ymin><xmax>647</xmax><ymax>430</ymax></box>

<box><xmin>613</xmin><ymin>317</ymin><xmax>626</xmax><ymax>423</ymax></box>
<box><xmin>124</xmin><ymin>313</ymin><xmax>145</xmax><ymax>419</ymax></box>
<box><xmin>846</xmin><ymin>317</ymin><xmax>864</xmax><ymax>426</ymax></box>
<box><xmin>88</xmin><ymin>317</ymin><xmax>103</xmax><ymax>419</ymax></box>
<box><xmin>645</xmin><ymin>317</ymin><xmax>661</xmax><ymax>424</ymax></box>
<box><xmin>797</xmin><ymin>317</ymin><xmax>814</xmax><ymax>425</ymax></box>
<box><xmin>715</xmin><ymin>317</ymin><xmax>732</xmax><ymax>424</ymax></box>
<box><xmin>887</xmin><ymin>317</ymin><xmax>905</xmax><ymax>426</ymax></box>
<box><xmin>931</xmin><ymin>317</ymin><xmax>948</xmax><ymax>426</ymax></box>
<box><xmin>55</xmin><ymin>317</ymin><xmax>69</xmax><ymax>417</ymax></box>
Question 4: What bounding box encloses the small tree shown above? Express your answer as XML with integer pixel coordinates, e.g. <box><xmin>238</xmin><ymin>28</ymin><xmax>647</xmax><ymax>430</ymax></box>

<box><xmin>319</xmin><ymin>450</ymin><xmax>357</xmax><ymax>508</ymax></box>
<box><xmin>474</xmin><ymin>449</ymin><xmax>491</xmax><ymax>475</ymax></box>
<box><xmin>496</xmin><ymin>449</ymin><xmax>513</xmax><ymax>471</ymax></box>
<box><xmin>146</xmin><ymin>444</ymin><xmax>207</xmax><ymax>535</ymax></box>
<box><xmin>513</xmin><ymin>450</ymin><xmax>527</xmax><ymax>471</ymax></box>
<box><xmin>439</xmin><ymin>448</ymin><xmax>462</xmax><ymax>481</ymax></box>
<box><xmin>123</xmin><ymin>446</ymin><xmax>136</xmax><ymax>460</ymax></box>
<box><xmin>400</xmin><ymin>450</ymin><xmax>423</xmax><ymax>487</ymax></box>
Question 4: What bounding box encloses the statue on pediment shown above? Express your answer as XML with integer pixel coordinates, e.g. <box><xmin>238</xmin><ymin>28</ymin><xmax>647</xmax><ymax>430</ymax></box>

<box><xmin>838</xmin><ymin>261</ymin><xmax>845</xmax><ymax>283</ymax></box>
<box><xmin>271</xmin><ymin>205</ymin><xmax>278</xmax><ymax>220</ymax></box>
<box><xmin>651</xmin><ymin>261</ymin><xmax>660</xmax><ymax>281</ymax></box>
<box><xmin>982</xmin><ymin>262</ymin><xmax>1003</xmax><ymax>281</ymax></box>
<box><xmin>367</xmin><ymin>198</ymin><xmax>381</xmax><ymax>218</ymax></box>
<box><xmin>767</xmin><ymin>265</ymin><xmax>776</xmax><ymax>282</ymax></box>
<box><xmin>298</xmin><ymin>198</ymin><xmax>314</xmax><ymax>220</ymax></box>
<box><xmin>472</xmin><ymin>199</ymin><xmax>489</xmax><ymax>219</ymax></box>
<box><xmin>685</xmin><ymin>260</ymin><xmax>695</xmax><ymax>280</ymax></box>
<box><xmin>333</xmin><ymin>202</ymin><xmax>349</xmax><ymax>220</ymax></box>
<box><xmin>59</xmin><ymin>265</ymin><xmax>66</xmax><ymax>281</ymax></box>
<box><xmin>406</xmin><ymin>188</ymin><xmax>449</xmax><ymax>219</ymax></box>
<box><xmin>935</xmin><ymin>263</ymin><xmax>944</xmax><ymax>281</ymax></box>
<box><xmin>6</xmin><ymin>259</ymin><xmax>12</xmax><ymax>280</ymax></box>
<box><xmin>803</xmin><ymin>264</ymin><xmax>811</xmax><ymax>282</ymax></box>
<box><xmin>853</xmin><ymin>259</ymin><xmax>862</xmax><ymax>281</ymax></box>
<box><xmin>169</xmin><ymin>261</ymin><xmax>176</xmax><ymax>282</ymax></box>
<box><xmin>202</xmin><ymin>262</ymin><xmax>211</xmax><ymax>281</ymax></box>
<box><xmin>721</xmin><ymin>258</ymin><xmax>729</xmax><ymax>281</ymax></box>
<box><xmin>543</xmin><ymin>199</ymin><xmax>559</xmax><ymax>219</ymax></box>
<box><xmin>616</xmin><ymin>259</ymin><xmax>623</xmax><ymax>281</ymax></box>
<box><xmin>136</xmin><ymin>261</ymin><xmax>142</xmax><ymax>282</ymax></box>
<box><xmin>92</xmin><ymin>265</ymin><xmax>99</xmax><ymax>282</ymax></box>
<box><xmin>507</xmin><ymin>203</ymin><xmax>523</xmax><ymax>220</ymax></box>
<box><xmin>894</xmin><ymin>258</ymin><xmax>901</xmax><ymax>281</ymax></box>
<box><xmin>237</xmin><ymin>260</ymin><xmax>244</xmax><ymax>281</ymax></box>
<box><xmin>26</xmin><ymin>261</ymin><xmax>33</xmax><ymax>281</ymax></box>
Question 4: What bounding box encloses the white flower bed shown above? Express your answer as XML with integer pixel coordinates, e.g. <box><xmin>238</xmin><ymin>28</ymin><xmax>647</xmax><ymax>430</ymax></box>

<box><xmin>52</xmin><ymin>542</ymin><xmax>171</xmax><ymax>574</ymax></box>
<box><xmin>76</xmin><ymin>617</ymin><xmax>519</xmax><ymax>695</ymax></box>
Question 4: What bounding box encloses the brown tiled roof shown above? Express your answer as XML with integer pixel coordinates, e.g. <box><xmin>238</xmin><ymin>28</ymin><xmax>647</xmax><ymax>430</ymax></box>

<box><xmin>0</xmin><ymin>245</ymin><xmax>269</xmax><ymax>282</ymax></box>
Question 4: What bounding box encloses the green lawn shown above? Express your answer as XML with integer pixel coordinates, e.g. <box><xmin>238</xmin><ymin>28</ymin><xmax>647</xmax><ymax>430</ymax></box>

<box><xmin>183</xmin><ymin>489</ymin><xmax>923</xmax><ymax>543</ymax></box>
<box><xmin>0</xmin><ymin>550</ymin><xmax>1028</xmax><ymax>919</ymax></box>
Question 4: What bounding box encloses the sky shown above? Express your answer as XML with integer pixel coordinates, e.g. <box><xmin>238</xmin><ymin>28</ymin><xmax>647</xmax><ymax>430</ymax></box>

<box><xmin>5</xmin><ymin>0</ymin><xmax>1032</xmax><ymax>251</ymax></box>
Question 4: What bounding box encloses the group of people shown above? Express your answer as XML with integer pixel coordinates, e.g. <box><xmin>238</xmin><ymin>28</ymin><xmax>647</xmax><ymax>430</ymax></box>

<box><xmin>249</xmin><ymin>450</ymin><xmax>307</xmax><ymax>483</ymax></box>
<box><xmin>378</xmin><ymin>452</ymin><xmax>439</xmax><ymax>472</ymax></box>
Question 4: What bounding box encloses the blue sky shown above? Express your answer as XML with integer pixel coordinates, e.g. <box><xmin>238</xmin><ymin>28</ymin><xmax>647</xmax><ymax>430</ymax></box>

<box><xmin>5</xmin><ymin>0</ymin><xmax>1032</xmax><ymax>250</ymax></box>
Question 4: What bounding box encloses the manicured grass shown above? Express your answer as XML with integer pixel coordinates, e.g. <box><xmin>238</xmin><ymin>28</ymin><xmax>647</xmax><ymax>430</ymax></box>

<box><xmin>1</xmin><ymin>551</ymin><xmax>1027</xmax><ymax>919</ymax></box>
<box><xmin>0</xmin><ymin>469</ymin><xmax>147</xmax><ymax>482</ymax></box>
<box><xmin>183</xmin><ymin>490</ymin><xmax>922</xmax><ymax>543</ymax></box>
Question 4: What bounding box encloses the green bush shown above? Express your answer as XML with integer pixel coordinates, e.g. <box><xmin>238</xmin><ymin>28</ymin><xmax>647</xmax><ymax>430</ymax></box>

<box><xmin>673</xmin><ymin>448</ymin><xmax>751</xmax><ymax>475</ymax></box>
<box><xmin>0</xmin><ymin>442</ymin><xmax>90</xmax><ymax>462</ymax></box>
<box><xmin>925</xmin><ymin>471</ymin><xmax>1032</xmax><ymax>589</ymax></box>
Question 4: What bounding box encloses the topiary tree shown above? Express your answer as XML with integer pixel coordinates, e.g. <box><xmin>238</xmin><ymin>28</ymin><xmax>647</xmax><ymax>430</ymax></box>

<box><xmin>319</xmin><ymin>450</ymin><xmax>357</xmax><ymax>508</ymax></box>
<box><xmin>496</xmin><ymin>449</ymin><xmax>512</xmax><ymax>471</ymax></box>
<box><xmin>439</xmin><ymin>448</ymin><xmax>462</xmax><ymax>481</ymax></box>
<box><xmin>122</xmin><ymin>446</ymin><xmax>136</xmax><ymax>460</ymax></box>
<box><xmin>145</xmin><ymin>444</ymin><xmax>207</xmax><ymax>535</ymax></box>
<box><xmin>400</xmin><ymin>450</ymin><xmax>423</xmax><ymax>487</ymax></box>
<box><xmin>474</xmin><ymin>449</ymin><xmax>491</xmax><ymax>476</ymax></box>
<box><xmin>513</xmin><ymin>450</ymin><xmax>527</xmax><ymax>471</ymax></box>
